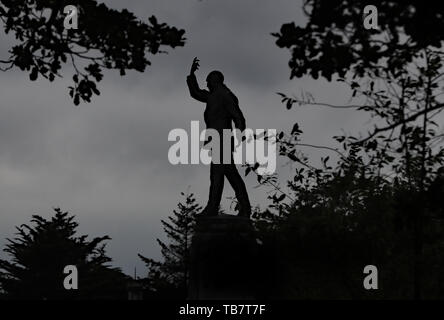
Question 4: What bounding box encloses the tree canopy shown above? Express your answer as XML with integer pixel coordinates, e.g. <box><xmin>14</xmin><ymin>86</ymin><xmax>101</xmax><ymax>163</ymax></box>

<box><xmin>0</xmin><ymin>208</ymin><xmax>128</xmax><ymax>299</ymax></box>
<box><xmin>0</xmin><ymin>0</ymin><xmax>186</xmax><ymax>104</ymax></box>
<box><xmin>260</xmin><ymin>0</ymin><xmax>444</xmax><ymax>299</ymax></box>
<box><xmin>273</xmin><ymin>1</ymin><xmax>444</xmax><ymax>80</ymax></box>
<box><xmin>139</xmin><ymin>192</ymin><xmax>201</xmax><ymax>299</ymax></box>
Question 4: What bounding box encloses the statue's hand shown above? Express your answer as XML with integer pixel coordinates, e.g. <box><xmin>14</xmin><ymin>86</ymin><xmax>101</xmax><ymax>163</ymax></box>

<box><xmin>190</xmin><ymin>57</ymin><xmax>200</xmax><ymax>75</ymax></box>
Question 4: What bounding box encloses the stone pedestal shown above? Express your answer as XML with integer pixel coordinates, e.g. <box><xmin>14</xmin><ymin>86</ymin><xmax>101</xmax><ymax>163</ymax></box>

<box><xmin>187</xmin><ymin>214</ymin><xmax>260</xmax><ymax>300</ymax></box>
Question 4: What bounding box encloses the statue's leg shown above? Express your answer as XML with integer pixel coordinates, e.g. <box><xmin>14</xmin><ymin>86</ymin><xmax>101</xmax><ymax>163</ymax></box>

<box><xmin>204</xmin><ymin>163</ymin><xmax>225</xmax><ymax>215</ymax></box>
<box><xmin>225</xmin><ymin>163</ymin><xmax>251</xmax><ymax>217</ymax></box>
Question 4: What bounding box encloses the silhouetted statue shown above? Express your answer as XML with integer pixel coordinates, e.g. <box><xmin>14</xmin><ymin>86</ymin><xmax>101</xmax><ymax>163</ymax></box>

<box><xmin>186</xmin><ymin>57</ymin><xmax>251</xmax><ymax>218</ymax></box>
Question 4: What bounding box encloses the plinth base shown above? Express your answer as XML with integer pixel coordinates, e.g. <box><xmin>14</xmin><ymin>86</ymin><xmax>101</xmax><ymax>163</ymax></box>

<box><xmin>187</xmin><ymin>214</ymin><xmax>260</xmax><ymax>300</ymax></box>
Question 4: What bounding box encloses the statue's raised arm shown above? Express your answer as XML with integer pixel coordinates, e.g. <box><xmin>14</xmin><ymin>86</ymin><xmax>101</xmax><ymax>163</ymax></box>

<box><xmin>186</xmin><ymin>57</ymin><xmax>209</xmax><ymax>103</ymax></box>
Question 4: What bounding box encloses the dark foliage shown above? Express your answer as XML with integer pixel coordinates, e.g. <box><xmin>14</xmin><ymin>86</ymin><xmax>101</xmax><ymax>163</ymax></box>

<box><xmin>138</xmin><ymin>192</ymin><xmax>201</xmax><ymax>299</ymax></box>
<box><xmin>0</xmin><ymin>208</ymin><xmax>129</xmax><ymax>300</ymax></box>
<box><xmin>266</xmin><ymin>1</ymin><xmax>444</xmax><ymax>299</ymax></box>
<box><xmin>273</xmin><ymin>0</ymin><xmax>444</xmax><ymax>80</ymax></box>
<box><xmin>0</xmin><ymin>0</ymin><xmax>186</xmax><ymax>104</ymax></box>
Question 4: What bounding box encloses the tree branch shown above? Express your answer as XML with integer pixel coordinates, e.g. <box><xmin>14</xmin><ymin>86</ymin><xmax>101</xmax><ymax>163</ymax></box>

<box><xmin>295</xmin><ymin>143</ymin><xmax>346</xmax><ymax>159</ymax></box>
<box><xmin>353</xmin><ymin>104</ymin><xmax>444</xmax><ymax>145</ymax></box>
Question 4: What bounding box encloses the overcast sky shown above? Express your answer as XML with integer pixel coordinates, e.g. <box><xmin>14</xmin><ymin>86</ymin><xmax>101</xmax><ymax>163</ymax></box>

<box><xmin>0</xmin><ymin>0</ymin><xmax>370</xmax><ymax>275</ymax></box>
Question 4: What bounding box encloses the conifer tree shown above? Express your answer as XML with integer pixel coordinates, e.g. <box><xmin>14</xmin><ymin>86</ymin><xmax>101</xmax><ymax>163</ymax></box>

<box><xmin>0</xmin><ymin>208</ymin><xmax>128</xmax><ymax>299</ymax></box>
<box><xmin>139</xmin><ymin>192</ymin><xmax>201</xmax><ymax>296</ymax></box>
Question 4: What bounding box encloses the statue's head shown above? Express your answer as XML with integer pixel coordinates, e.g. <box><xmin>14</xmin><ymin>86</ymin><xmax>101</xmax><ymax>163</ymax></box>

<box><xmin>206</xmin><ymin>70</ymin><xmax>224</xmax><ymax>92</ymax></box>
